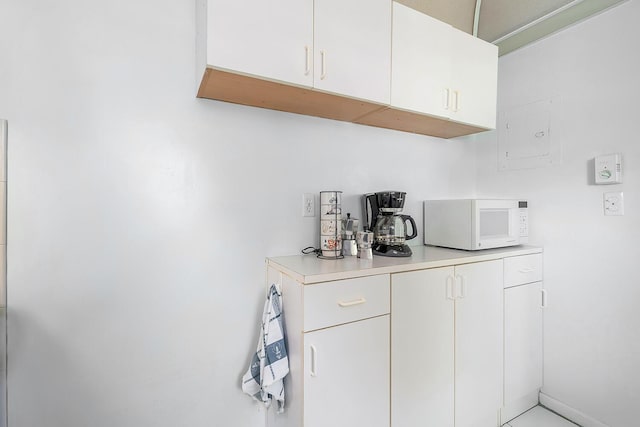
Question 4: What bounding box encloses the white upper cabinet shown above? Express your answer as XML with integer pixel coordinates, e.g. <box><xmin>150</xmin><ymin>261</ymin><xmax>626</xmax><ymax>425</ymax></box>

<box><xmin>198</xmin><ymin>0</ymin><xmax>497</xmax><ymax>138</ymax></box>
<box><xmin>449</xmin><ymin>29</ymin><xmax>498</xmax><ymax>129</ymax></box>
<box><xmin>314</xmin><ymin>0</ymin><xmax>391</xmax><ymax>104</ymax></box>
<box><xmin>391</xmin><ymin>3</ymin><xmax>452</xmax><ymax>119</ymax></box>
<box><xmin>204</xmin><ymin>0</ymin><xmax>390</xmax><ymax>104</ymax></box>
<box><xmin>390</xmin><ymin>2</ymin><xmax>498</xmax><ymax>130</ymax></box>
<box><xmin>205</xmin><ymin>0</ymin><xmax>313</xmax><ymax>87</ymax></box>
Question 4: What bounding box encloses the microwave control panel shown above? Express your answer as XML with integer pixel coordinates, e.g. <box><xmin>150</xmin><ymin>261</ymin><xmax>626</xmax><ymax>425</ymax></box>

<box><xmin>519</xmin><ymin>201</ymin><xmax>529</xmax><ymax>242</ymax></box>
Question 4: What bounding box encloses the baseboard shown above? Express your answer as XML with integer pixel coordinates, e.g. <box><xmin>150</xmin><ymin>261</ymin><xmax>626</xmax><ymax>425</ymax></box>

<box><xmin>502</xmin><ymin>391</ymin><xmax>539</xmax><ymax>424</ymax></box>
<box><xmin>539</xmin><ymin>392</ymin><xmax>610</xmax><ymax>427</ymax></box>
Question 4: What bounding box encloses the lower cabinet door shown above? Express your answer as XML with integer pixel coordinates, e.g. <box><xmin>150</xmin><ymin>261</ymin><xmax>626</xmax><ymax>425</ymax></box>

<box><xmin>303</xmin><ymin>315</ymin><xmax>390</xmax><ymax>427</ymax></box>
<box><xmin>392</xmin><ymin>261</ymin><xmax>503</xmax><ymax>427</ymax></box>
<box><xmin>391</xmin><ymin>267</ymin><xmax>455</xmax><ymax>427</ymax></box>
<box><xmin>503</xmin><ymin>281</ymin><xmax>544</xmax><ymax>421</ymax></box>
<box><xmin>455</xmin><ymin>260</ymin><xmax>504</xmax><ymax>427</ymax></box>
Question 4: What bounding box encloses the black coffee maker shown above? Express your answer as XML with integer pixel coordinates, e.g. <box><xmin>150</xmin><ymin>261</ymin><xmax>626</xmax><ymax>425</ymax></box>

<box><xmin>363</xmin><ymin>191</ymin><xmax>417</xmax><ymax>257</ymax></box>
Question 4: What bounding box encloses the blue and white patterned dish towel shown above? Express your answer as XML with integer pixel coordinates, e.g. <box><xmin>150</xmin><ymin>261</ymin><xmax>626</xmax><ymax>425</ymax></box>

<box><xmin>242</xmin><ymin>284</ymin><xmax>289</xmax><ymax>413</ymax></box>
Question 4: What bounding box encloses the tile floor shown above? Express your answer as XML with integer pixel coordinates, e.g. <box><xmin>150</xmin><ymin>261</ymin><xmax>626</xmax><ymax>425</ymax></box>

<box><xmin>505</xmin><ymin>405</ymin><xmax>579</xmax><ymax>427</ymax></box>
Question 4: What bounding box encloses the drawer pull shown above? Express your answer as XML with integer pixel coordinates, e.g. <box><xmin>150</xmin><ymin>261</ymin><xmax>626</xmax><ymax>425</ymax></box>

<box><xmin>337</xmin><ymin>298</ymin><xmax>366</xmax><ymax>308</ymax></box>
<box><xmin>518</xmin><ymin>267</ymin><xmax>535</xmax><ymax>273</ymax></box>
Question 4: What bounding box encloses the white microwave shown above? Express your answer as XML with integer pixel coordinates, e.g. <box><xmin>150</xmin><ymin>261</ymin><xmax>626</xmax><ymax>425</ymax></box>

<box><xmin>423</xmin><ymin>199</ymin><xmax>529</xmax><ymax>250</ymax></box>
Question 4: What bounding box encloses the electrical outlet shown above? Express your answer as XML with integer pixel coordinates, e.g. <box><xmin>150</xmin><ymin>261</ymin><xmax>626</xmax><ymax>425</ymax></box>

<box><xmin>302</xmin><ymin>193</ymin><xmax>315</xmax><ymax>217</ymax></box>
<box><xmin>604</xmin><ymin>191</ymin><xmax>624</xmax><ymax>216</ymax></box>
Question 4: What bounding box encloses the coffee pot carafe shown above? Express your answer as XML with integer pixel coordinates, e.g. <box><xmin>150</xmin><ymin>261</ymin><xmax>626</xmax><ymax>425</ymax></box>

<box><xmin>363</xmin><ymin>191</ymin><xmax>417</xmax><ymax>257</ymax></box>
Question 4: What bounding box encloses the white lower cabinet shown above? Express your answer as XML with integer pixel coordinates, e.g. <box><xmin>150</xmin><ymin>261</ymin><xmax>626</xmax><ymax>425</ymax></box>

<box><xmin>391</xmin><ymin>266</ymin><xmax>454</xmax><ymax>427</ymax></box>
<box><xmin>455</xmin><ymin>261</ymin><xmax>504</xmax><ymax>427</ymax></box>
<box><xmin>267</xmin><ymin>270</ymin><xmax>390</xmax><ymax>427</ymax></box>
<box><xmin>502</xmin><ymin>254</ymin><xmax>544</xmax><ymax>423</ymax></box>
<box><xmin>266</xmin><ymin>246</ymin><xmax>543</xmax><ymax>427</ymax></box>
<box><xmin>392</xmin><ymin>260</ymin><xmax>504</xmax><ymax>427</ymax></box>
<box><xmin>304</xmin><ymin>315</ymin><xmax>390</xmax><ymax>427</ymax></box>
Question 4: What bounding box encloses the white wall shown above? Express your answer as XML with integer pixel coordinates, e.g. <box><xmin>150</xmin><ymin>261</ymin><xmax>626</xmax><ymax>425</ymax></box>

<box><xmin>0</xmin><ymin>1</ymin><xmax>476</xmax><ymax>426</ymax></box>
<box><xmin>474</xmin><ymin>1</ymin><xmax>640</xmax><ymax>425</ymax></box>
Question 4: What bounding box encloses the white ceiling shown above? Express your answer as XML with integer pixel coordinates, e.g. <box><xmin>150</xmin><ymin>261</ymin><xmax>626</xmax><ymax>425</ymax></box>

<box><xmin>395</xmin><ymin>0</ymin><xmax>628</xmax><ymax>55</ymax></box>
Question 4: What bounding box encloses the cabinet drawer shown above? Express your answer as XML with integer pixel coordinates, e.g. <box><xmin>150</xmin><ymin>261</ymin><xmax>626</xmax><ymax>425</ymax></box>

<box><xmin>504</xmin><ymin>254</ymin><xmax>543</xmax><ymax>288</ymax></box>
<box><xmin>303</xmin><ymin>274</ymin><xmax>390</xmax><ymax>332</ymax></box>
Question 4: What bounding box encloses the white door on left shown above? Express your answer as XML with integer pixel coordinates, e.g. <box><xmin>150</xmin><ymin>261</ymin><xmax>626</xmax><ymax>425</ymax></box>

<box><xmin>303</xmin><ymin>315</ymin><xmax>390</xmax><ymax>427</ymax></box>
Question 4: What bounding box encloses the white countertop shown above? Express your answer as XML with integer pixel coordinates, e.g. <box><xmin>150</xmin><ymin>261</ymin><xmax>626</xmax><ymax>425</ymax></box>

<box><xmin>267</xmin><ymin>245</ymin><xmax>543</xmax><ymax>284</ymax></box>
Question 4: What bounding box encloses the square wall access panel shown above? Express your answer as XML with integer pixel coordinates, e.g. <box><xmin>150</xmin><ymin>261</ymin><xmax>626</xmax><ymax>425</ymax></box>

<box><xmin>498</xmin><ymin>97</ymin><xmax>562</xmax><ymax>171</ymax></box>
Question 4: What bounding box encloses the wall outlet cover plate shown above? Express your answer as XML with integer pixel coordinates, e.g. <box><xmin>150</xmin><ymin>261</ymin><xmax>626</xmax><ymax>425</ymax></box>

<box><xmin>604</xmin><ymin>191</ymin><xmax>624</xmax><ymax>216</ymax></box>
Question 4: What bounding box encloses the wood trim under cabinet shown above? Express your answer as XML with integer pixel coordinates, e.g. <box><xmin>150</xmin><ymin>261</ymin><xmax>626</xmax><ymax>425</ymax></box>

<box><xmin>197</xmin><ymin>67</ymin><xmax>491</xmax><ymax>139</ymax></box>
<box><xmin>197</xmin><ymin>67</ymin><xmax>386</xmax><ymax>123</ymax></box>
<box><xmin>355</xmin><ymin>106</ymin><xmax>489</xmax><ymax>139</ymax></box>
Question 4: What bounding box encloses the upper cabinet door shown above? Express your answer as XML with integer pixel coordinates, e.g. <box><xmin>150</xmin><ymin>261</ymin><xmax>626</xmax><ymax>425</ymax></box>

<box><xmin>313</xmin><ymin>0</ymin><xmax>392</xmax><ymax>104</ymax></box>
<box><xmin>449</xmin><ymin>29</ymin><xmax>498</xmax><ymax>129</ymax></box>
<box><xmin>389</xmin><ymin>2</ymin><xmax>498</xmax><ymax>130</ymax></box>
<box><xmin>391</xmin><ymin>2</ymin><xmax>452</xmax><ymax>118</ymax></box>
<box><xmin>206</xmin><ymin>0</ymin><xmax>313</xmax><ymax>87</ymax></box>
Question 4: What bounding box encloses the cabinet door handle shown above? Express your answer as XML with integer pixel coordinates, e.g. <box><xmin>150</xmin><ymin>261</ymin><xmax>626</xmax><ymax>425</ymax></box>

<box><xmin>337</xmin><ymin>297</ymin><xmax>366</xmax><ymax>307</ymax></box>
<box><xmin>320</xmin><ymin>50</ymin><xmax>327</xmax><ymax>80</ymax></box>
<box><xmin>446</xmin><ymin>276</ymin><xmax>455</xmax><ymax>300</ymax></box>
<box><xmin>310</xmin><ymin>345</ymin><xmax>317</xmax><ymax>377</ymax></box>
<box><xmin>453</xmin><ymin>90</ymin><xmax>460</xmax><ymax>112</ymax></box>
<box><xmin>443</xmin><ymin>88</ymin><xmax>450</xmax><ymax>110</ymax></box>
<box><xmin>541</xmin><ymin>289</ymin><xmax>548</xmax><ymax>308</ymax></box>
<box><xmin>304</xmin><ymin>45</ymin><xmax>311</xmax><ymax>76</ymax></box>
<box><xmin>456</xmin><ymin>275</ymin><xmax>466</xmax><ymax>299</ymax></box>
<box><xmin>519</xmin><ymin>267</ymin><xmax>535</xmax><ymax>273</ymax></box>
